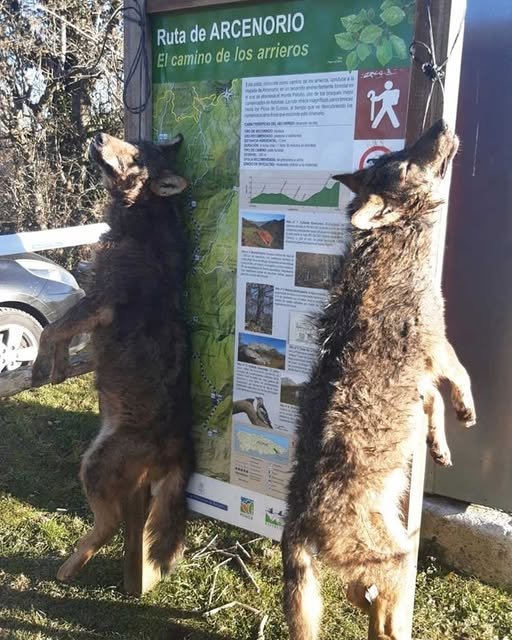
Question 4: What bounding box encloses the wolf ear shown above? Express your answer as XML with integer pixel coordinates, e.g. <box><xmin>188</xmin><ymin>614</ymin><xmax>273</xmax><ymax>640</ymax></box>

<box><xmin>332</xmin><ymin>169</ymin><xmax>367</xmax><ymax>194</ymax></box>
<box><xmin>157</xmin><ymin>134</ymin><xmax>184</xmax><ymax>158</ymax></box>
<box><xmin>150</xmin><ymin>170</ymin><xmax>188</xmax><ymax>197</ymax></box>
<box><xmin>351</xmin><ymin>195</ymin><xmax>401</xmax><ymax>229</ymax></box>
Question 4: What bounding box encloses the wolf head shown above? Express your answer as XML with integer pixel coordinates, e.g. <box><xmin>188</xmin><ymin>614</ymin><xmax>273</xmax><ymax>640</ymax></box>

<box><xmin>89</xmin><ymin>133</ymin><xmax>188</xmax><ymax>206</ymax></box>
<box><xmin>334</xmin><ymin>119</ymin><xmax>459</xmax><ymax>230</ymax></box>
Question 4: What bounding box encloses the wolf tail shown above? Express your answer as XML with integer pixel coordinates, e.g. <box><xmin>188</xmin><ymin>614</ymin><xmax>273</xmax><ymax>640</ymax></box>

<box><xmin>145</xmin><ymin>463</ymin><xmax>190</xmax><ymax>572</ymax></box>
<box><xmin>281</xmin><ymin>528</ymin><xmax>323</xmax><ymax>640</ymax></box>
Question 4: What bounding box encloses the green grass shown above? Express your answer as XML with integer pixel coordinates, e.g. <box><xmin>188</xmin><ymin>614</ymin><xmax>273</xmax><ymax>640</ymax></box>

<box><xmin>1</xmin><ymin>377</ymin><xmax>511</xmax><ymax>639</ymax></box>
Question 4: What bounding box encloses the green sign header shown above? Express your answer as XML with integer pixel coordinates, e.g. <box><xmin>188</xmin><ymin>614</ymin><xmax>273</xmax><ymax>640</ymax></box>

<box><xmin>151</xmin><ymin>0</ymin><xmax>414</xmax><ymax>83</ymax></box>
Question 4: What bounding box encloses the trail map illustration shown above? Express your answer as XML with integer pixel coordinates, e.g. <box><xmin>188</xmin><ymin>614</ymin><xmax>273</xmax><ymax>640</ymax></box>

<box><xmin>153</xmin><ymin>80</ymin><xmax>241</xmax><ymax>480</ymax></box>
<box><xmin>151</xmin><ymin>0</ymin><xmax>413</xmax><ymax>538</ymax></box>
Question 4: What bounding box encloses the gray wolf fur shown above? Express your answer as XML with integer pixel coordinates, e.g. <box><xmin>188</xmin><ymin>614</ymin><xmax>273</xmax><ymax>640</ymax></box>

<box><xmin>32</xmin><ymin>133</ymin><xmax>194</xmax><ymax>581</ymax></box>
<box><xmin>282</xmin><ymin>120</ymin><xmax>476</xmax><ymax>640</ymax></box>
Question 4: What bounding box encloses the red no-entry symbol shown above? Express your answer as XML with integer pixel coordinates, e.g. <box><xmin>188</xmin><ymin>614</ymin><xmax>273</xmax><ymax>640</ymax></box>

<box><xmin>358</xmin><ymin>145</ymin><xmax>391</xmax><ymax>170</ymax></box>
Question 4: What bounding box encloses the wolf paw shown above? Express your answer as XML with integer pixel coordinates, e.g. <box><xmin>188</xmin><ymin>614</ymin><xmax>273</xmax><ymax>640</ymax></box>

<box><xmin>452</xmin><ymin>389</ymin><xmax>476</xmax><ymax>428</ymax></box>
<box><xmin>455</xmin><ymin>405</ymin><xmax>476</xmax><ymax>428</ymax></box>
<box><xmin>56</xmin><ymin>556</ymin><xmax>81</xmax><ymax>582</ymax></box>
<box><xmin>429</xmin><ymin>443</ymin><xmax>452</xmax><ymax>467</ymax></box>
<box><xmin>50</xmin><ymin>363</ymin><xmax>69</xmax><ymax>385</ymax></box>
<box><xmin>31</xmin><ymin>355</ymin><xmax>52</xmax><ymax>387</ymax></box>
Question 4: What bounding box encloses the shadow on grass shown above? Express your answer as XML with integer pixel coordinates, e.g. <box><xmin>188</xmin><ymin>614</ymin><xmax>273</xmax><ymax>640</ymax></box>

<box><xmin>0</xmin><ymin>555</ymin><xmax>230</xmax><ymax>640</ymax></box>
<box><xmin>0</xmin><ymin>619</ymin><xmax>232</xmax><ymax>640</ymax></box>
<box><xmin>0</xmin><ymin>394</ymin><xmax>98</xmax><ymax>515</ymax></box>
<box><xmin>0</xmin><ymin>554</ymin><xmax>126</xmax><ymax>590</ymax></box>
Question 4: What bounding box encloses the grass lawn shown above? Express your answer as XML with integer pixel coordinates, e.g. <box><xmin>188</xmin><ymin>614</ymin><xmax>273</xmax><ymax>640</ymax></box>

<box><xmin>0</xmin><ymin>376</ymin><xmax>511</xmax><ymax>639</ymax></box>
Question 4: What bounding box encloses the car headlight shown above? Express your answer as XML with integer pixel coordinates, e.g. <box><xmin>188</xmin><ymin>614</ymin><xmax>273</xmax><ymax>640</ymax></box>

<box><xmin>15</xmin><ymin>258</ymin><xmax>79</xmax><ymax>288</ymax></box>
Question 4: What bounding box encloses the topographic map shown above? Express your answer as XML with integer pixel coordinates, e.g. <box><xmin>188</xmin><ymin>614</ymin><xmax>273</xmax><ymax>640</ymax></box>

<box><xmin>234</xmin><ymin>426</ymin><xmax>290</xmax><ymax>465</ymax></box>
<box><xmin>153</xmin><ymin>80</ymin><xmax>241</xmax><ymax>480</ymax></box>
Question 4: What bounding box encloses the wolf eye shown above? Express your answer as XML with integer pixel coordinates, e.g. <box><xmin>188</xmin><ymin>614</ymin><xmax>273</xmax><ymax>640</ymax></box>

<box><xmin>376</xmin><ymin>207</ymin><xmax>392</xmax><ymax>219</ymax></box>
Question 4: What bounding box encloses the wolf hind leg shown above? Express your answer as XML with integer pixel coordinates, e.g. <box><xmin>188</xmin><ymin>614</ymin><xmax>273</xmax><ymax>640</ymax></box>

<box><xmin>367</xmin><ymin>560</ymin><xmax>412</xmax><ymax>640</ymax></box>
<box><xmin>350</xmin><ymin>475</ymin><xmax>413</xmax><ymax>639</ymax></box>
<box><xmin>431</xmin><ymin>338</ymin><xmax>476</xmax><ymax>427</ymax></box>
<box><xmin>282</xmin><ymin>529</ymin><xmax>323</xmax><ymax>640</ymax></box>
<box><xmin>362</xmin><ymin>506</ymin><xmax>413</xmax><ymax>640</ymax></box>
<box><xmin>57</xmin><ymin>494</ymin><xmax>122</xmax><ymax>581</ymax></box>
<box><xmin>57</xmin><ymin>432</ymin><xmax>150</xmax><ymax>582</ymax></box>
<box><xmin>423</xmin><ymin>385</ymin><xmax>452</xmax><ymax>466</ymax></box>
<box><xmin>346</xmin><ymin>556</ymin><xmax>411</xmax><ymax>640</ymax></box>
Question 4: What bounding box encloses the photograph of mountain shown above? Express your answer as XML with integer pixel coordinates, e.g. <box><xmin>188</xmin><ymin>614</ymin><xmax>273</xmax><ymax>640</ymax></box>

<box><xmin>280</xmin><ymin>375</ymin><xmax>305</xmax><ymax>407</ymax></box>
<box><xmin>238</xmin><ymin>332</ymin><xmax>286</xmax><ymax>370</ymax></box>
<box><xmin>241</xmin><ymin>212</ymin><xmax>285</xmax><ymax>249</ymax></box>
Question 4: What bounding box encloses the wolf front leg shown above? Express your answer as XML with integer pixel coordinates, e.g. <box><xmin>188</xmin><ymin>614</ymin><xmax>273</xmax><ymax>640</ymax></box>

<box><xmin>32</xmin><ymin>295</ymin><xmax>113</xmax><ymax>386</ymax></box>
<box><xmin>422</xmin><ymin>385</ymin><xmax>452</xmax><ymax>467</ymax></box>
<box><xmin>430</xmin><ymin>338</ymin><xmax>476</xmax><ymax>427</ymax></box>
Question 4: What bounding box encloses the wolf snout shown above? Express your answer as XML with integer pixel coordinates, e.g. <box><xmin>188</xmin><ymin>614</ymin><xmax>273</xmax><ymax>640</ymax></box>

<box><xmin>93</xmin><ymin>132</ymin><xmax>107</xmax><ymax>147</ymax></box>
<box><xmin>428</xmin><ymin>118</ymin><xmax>452</xmax><ymax>141</ymax></box>
<box><xmin>436</xmin><ymin>118</ymin><xmax>449</xmax><ymax>132</ymax></box>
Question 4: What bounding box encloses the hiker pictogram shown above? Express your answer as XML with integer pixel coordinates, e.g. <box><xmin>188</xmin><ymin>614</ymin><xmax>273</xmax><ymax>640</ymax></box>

<box><xmin>367</xmin><ymin>80</ymin><xmax>401</xmax><ymax>129</ymax></box>
<box><xmin>355</xmin><ymin>68</ymin><xmax>410</xmax><ymax>140</ymax></box>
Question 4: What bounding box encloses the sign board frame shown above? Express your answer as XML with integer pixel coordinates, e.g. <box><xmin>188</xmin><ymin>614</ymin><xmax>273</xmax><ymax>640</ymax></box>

<box><xmin>122</xmin><ymin>1</ymin><xmax>466</xmax><ymax>635</ymax></box>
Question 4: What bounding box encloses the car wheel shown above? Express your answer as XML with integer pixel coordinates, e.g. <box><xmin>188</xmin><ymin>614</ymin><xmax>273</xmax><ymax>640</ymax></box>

<box><xmin>0</xmin><ymin>307</ymin><xmax>43</xmax><ymax>373</ymax></box>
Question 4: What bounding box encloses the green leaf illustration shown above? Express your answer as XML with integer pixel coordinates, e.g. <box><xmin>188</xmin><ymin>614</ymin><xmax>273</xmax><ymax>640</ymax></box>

<box><xmin>376</xmin><ymin>38</ymin><xmax>393</xmax><ymax>66</ymax></box>
<box><xmin>390</xmin><ymin>34</ymin><xmax>408</xmax><ymax>59</ymax></box>
<box><xmin>367</xmin><ymin>8</ymin><xmax>375</xmax><ymax>20</ymax></box>
<box><xmin>359</xmin><ymin>24</ymin><xmax>383</xmax><ymax>44</ymax></box>
<box><xmin>380</xmin><ymin>0</ymin><xmax>397</xmax><ymax>9</ymax></box>
<box><xmin>346</xmin><ymin>50</ymin><xmax>358</xmax><ymax>71</ymax></box>
<box><xmin>380</xmin><ymin>6</ymin><xmax>406</xmax><ymax>26</ymax></box>
<box><xmin>340</xmin><ymin>14</ymin><xmax>365</xmax><ymax>32</ymax></box>
<box><xmin>356</xmin><ymin>43</ymin><xmax>372</xmax><ymax>61</ymax></box>
<box><xmin>335</xmin><ymin>32</ymin><xmax>357</xmax><ymax>51</ymax></box>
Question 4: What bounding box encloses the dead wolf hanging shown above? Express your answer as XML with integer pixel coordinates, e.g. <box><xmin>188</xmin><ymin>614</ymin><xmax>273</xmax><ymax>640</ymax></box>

<box><xmin>282</xmin><ymin>120</ymin><xmax>476</xmax><ymax>640</ymax></box>
<box><xmin>32</xmin><ymin>132</ymin><xmax>193</xmax><ymax>581</ymax></box>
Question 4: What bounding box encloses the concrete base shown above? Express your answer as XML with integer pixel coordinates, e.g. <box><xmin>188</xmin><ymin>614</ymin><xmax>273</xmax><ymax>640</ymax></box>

<box><xmin>421</xmin><ymin>495</ymin><xmax>512</xmax><ymax>590</ymax></box>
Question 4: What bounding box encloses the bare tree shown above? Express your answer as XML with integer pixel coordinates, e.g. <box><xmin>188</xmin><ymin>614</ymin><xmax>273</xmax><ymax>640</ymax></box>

<box><xmin>0</xmin><ymin>0</ymin><xmax>124</xmax><ymax>264</ymax></box>
<box><xmin>245</xmin><ymin>283</ymin><xmax>274</xmax><ymax>334</ymax></box>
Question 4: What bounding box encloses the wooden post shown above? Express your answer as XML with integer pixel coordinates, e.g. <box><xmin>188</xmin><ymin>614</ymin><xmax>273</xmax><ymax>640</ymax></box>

<box><xmin>402</xmin><ymin>0</ymin><xmax>467</xmax><ymax>635</ymax></box>
<box><xmin>124</xmin><ymin>0</ymin><xmax>152</xmax><ymax>141</ymax></box>
<box><xmin>0</xmin><ymin>352</ymin><xmax>93</xmax><ymax>398</ymax></box>
<box><xmin>123</xmin><ymin>487</ymin><xmax>161</xmax><ymax>595</ymax></box>
<box><xmin>122</xmin><ymin>0</ymin><xmax>159</xmax><ymax>596</ymax></box>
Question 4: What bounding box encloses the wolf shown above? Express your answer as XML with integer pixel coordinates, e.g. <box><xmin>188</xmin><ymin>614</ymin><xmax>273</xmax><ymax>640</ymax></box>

<box><xmin>282</xmin><ymin>120</ymin><xmax>476</xmax><ymax>640</ymax></box>
<box><xmin>31</xmin><ymin>132</ymin><xmax>194</xmax><ymax>582</ymax></box>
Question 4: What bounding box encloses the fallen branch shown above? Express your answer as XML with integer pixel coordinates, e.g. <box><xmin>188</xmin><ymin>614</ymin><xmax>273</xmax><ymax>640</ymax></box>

<box><xmin>208</xmin><ymin>567</ymin><xmax>220</xmax><ymax>608</ymax></box>
<box><xmin>215</xmin><ymin>549</ymin><xmax>260</xmax><ymax>593</ymax></box>
<box><xmin>208</xmin><ymin>557</ymin><xmax>232</xmax><ymax>607</ymax></box>
<box><xmin>191</xmin><ymin>533</ymin><xmax>219</xmax><ymax>560</ymax></box>
<box><xmin>234</xmin><ymin>554</ymin><xmax>260</xmax><ymax>593</ymax></box>
<box><xmin>203</xmin><ymin>600</ymin><xmax>260</xmax><ymax>618</ymax></box>
<box><xmin>194</xmin><ymin>536</ymin><xmax>264</xmax><ymax>615</ymax></box>
<box><xmin>236</xmin><ymin>540</ymin><xmax>252</xmax><ymax>559</ymax></box>
<box><xmin>257</xmin><ymin>614</ymin><xmax>269</xmax><ymax>640</ymax></box>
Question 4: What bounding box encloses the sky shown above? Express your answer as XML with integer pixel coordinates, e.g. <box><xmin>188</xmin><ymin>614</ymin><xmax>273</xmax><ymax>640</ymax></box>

<box><xmin>241</xmin><ymin>212</ymin><xmax>284</xmax><ymax>225</ymax></box>
<box><xmin>239</xmin><ymin>332</ymin><xmax>286</xmax><ymax>354</ymax></box>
